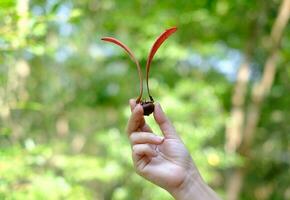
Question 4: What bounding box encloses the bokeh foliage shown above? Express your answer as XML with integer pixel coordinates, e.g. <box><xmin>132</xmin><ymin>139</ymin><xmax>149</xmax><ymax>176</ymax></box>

<box><xmin>0</xmin><ymin>0</ymin><xmax>289</xmax><ymax>199</ymax></box>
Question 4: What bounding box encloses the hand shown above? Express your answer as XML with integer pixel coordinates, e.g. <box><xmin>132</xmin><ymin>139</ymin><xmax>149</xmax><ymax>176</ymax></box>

<box><xmin>126</xmin><ymin>99</ymin><xmax>220</xmax><ymax>200</ymax></box>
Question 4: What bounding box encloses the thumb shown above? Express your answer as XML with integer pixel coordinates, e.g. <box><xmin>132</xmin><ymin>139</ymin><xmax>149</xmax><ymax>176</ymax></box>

<box><xmin>153</xmin><ymin>103</ymin><xmax>179</xmax><ymax>139</ymax></box>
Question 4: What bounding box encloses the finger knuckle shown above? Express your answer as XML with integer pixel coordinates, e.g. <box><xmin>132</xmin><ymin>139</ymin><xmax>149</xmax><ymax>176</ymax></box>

<box><xmin>129</xmin><ymin>134</ymin><xmax>135</xmax><ymax>142</ymax></box>
<box><xmin>132</xmin><ymin>145</ymin><xmax>137</xmax><ymax>152</ymax></box>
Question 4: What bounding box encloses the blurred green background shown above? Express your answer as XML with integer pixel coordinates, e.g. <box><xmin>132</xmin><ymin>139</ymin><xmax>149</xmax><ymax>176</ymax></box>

<box><xmin>0</xmin><ymin>0</ymin><xmax>289</xmax><ymax>199</ymax></box>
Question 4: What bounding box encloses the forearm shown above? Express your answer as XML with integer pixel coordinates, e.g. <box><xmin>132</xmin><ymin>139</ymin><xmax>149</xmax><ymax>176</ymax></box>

<box><xmin>169</xmin><ymin>171</ymin><xmax>220</xmax><ymax>200</ymax></box>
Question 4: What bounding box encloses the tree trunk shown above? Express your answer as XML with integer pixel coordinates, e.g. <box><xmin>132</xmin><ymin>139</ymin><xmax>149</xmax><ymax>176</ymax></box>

<box><xmin>226</xmin><ymin>0</ymin><xmax>290</xmax><ymax>199</ymax></box>
<box><xmin>225</xmin><ymin>13</ymin><xmax>261</xmax><ymax>200</ymax></box>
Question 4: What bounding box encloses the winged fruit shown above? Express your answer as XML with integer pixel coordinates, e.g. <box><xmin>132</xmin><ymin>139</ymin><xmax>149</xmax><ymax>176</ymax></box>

<box><xmin>101</xmin><ymin>27</ymin><xmax>177</xmax><ymax>116</ymax></box>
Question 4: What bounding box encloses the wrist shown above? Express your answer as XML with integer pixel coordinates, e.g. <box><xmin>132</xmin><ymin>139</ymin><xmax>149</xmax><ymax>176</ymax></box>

<box><xmin>169</xmin><ymin>169</ymin><xmax>202</xmax><ymax>200</ymax></box>
<box><xmin>169</xmin><ymin>170</ymin><xmax>220</xmax><ymax>200</ymax></box>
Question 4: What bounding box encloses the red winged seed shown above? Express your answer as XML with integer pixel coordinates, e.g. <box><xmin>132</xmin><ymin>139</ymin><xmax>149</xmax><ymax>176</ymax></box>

<box><xmin>101</xmin><ymin>37</ymin><xmax>143</xmax><ymax>103</ymax></box>
<box><xmin>101</xmin><ymin>27</ymin><xmax>177</xmax><ymax>116</ymax></box>
<box><xmin>145</xmin><ymin>27</ymin><xmax>177</xmax><ymax>101</ymax></box>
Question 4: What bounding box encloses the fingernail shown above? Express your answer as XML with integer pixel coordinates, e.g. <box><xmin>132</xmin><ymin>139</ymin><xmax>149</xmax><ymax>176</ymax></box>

<box><xmin>155</xmin><ymin>136</ymin><xmax>164</xmax><ymax>142</ymax></box>
<box><xmin>156</xmin><ymin>103</ymin><xmax>163</xmax><ymax>111</ymax></box>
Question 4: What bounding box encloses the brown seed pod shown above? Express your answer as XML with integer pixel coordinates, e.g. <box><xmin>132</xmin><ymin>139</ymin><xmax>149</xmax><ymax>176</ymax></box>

<box><xmin>141</xmin><ymin>101</ymin><xmax>155</xmax><ymax>116</ymax></box>
<box><xmin>101</xmin><ymin>27</ymin><xmax>177</xmax><ymax>116</ymax></box>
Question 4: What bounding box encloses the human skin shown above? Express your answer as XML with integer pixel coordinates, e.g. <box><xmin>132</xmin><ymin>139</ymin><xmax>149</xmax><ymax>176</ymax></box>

<box><xmin>126</xmin><ymin>99</ymin><xmax>221</xmax><ymax>200</ymax></box>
